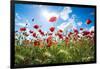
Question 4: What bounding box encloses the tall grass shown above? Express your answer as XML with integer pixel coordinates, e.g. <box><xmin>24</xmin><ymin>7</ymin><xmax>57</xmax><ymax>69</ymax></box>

<box><xmin>15</xmin><ymin>38</ymin><xmax>95</xmax><ymax>65</ymax></box>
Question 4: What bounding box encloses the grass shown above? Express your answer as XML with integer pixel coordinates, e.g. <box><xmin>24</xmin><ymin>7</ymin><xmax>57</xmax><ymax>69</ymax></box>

<box><xmin>15</xmin><ymin>38</ymin><xmax>95</xmax><ymax>66</ymax></box>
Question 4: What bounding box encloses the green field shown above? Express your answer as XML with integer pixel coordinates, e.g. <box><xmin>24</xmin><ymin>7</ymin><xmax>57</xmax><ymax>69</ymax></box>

<box><xmin>15</xmin><ymin>38</ymin><xmax>95</xmax><ymax>65</ymax></box>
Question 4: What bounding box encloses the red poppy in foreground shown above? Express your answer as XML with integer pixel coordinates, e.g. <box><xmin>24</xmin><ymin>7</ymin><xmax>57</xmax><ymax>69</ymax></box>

<box><xmin>33</xmin><ymin>24</ymin><xmax>39</xmax><ymax>29</ymax></box>
<box><xmin>49</xmin><ymin>27</ymin><xmax>55</xmax><ymax>32</ymax></box>
<box><xmin>86</xmin><ymin>19</ymin><xmax>91</xmax><ymax>24</ymax></box>
<box><xmin>49</xmin><ymin>16</ymin><xmax>57</xmax><ymax>22</ymax></box>
<box><xmin>46</xmin><ymin>36</ymin><xmax>52</xmax><ymax>47</ymax></box>
<box><xmin>33</xmin><ymin>40</ymin><xmax>39</xmax><ymax>46</ymax></box>
<box><xmin>68</xmin><ymin>32</ymin><xmax>73</xmax><ymax>37</ymax></box>
<box><xmin>65</xmin><ymin>37</ymin><xmax>69</xmax><ymax>46</ymax></box>
<box><xmin>20</xmin><ymin>27</ymin><xmax>26</xmax><ymax>31</ymax></box>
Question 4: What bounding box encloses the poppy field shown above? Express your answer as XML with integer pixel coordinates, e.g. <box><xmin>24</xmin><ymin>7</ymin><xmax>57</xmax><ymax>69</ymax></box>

<box><xmin>14</xmin><ymin>4</ymin><xmax>95</xmax><ymax>66</ymax></box>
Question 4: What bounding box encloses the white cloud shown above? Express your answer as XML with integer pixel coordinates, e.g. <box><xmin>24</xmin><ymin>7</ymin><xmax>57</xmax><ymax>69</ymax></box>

<box><xmin>16</xmin><ymin>23</ymin><xmax>26</xmax><ymax>27</ymax></box>
<box><xmin>77</xmin><ymin>21</ymin><xmax>82</xmax><ymax>26</ymax></box>
<box><xmin>57</xmin><ymin>21</ymin><xmax>73</xmax><ymax>32</ymax></box>
<box><xmin>16</xmin><ymin>19</ymin><xmax>30</xmax><ymax>27</ymax></box>
<box><xmin>60</xmin><ymin>7</ymin><xmax>72</xmax><ymax>21</ymax></box>
<box><xmin>89</xmin><ymin>26</ymin><xmax>94</xmax><ymax>31</ymax></box>
<box><xmin>16</xmin><ymin>13</ymin><xmax>21</xmax><ymax>20</ymax></box>
<box><xmin>42</xmin><ymin>10</ymin><xmax>59</xmax><ymax>21</ymax></box>
<box><xmin>57</xmin><ymin>14</ymin><xmax>78</xmax><ymax>34</ymax></box>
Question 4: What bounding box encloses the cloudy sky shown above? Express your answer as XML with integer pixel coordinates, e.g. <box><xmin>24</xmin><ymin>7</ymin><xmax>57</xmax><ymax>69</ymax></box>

<box><xmin>15</xmin><ymin>3</ymin><xmax>95</xmax><ymax>33</ymax></box>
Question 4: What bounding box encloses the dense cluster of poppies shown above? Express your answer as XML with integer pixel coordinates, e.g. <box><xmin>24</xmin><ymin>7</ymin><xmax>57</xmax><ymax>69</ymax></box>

<box><xmin>15</xmin><ymin>17</ymin><xmax>94</xmax><ymax>48</ymax></box>
<box><xmin>15</xmin><ymin>16</ymin><xmax>95</xmax><ymax>65</ymax></box>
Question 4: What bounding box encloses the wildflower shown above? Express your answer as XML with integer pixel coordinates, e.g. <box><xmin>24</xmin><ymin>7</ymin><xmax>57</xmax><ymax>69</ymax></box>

<box><xmin>33</xmin><ymin>24</ymin><xmax>39</xmax><ymax>29</ymax></box>
<box><xmin>40</xmin><ymin>31</ymin><xmax>44</xmax><ymax>36</ymax></box>
<box><xmin>80</xmin><ymin>28</ymin><xmax>83</xmax><ymax>30</ymax></box>
<box><xmin>86</xmin><ymin>19</ymin><xmax>91</xmax><ymax>24</ymax></box>
<box><xmin>58</xmin><ymin>33</ymin><xmax>63</xmax><ymax>39</ymax></box>
<box><xmin>32</xmin><ymin>33</ymin><xmax>36</xmax><ymax>37</ymax></box>
<box><xmin>73</xmin><ymin>29</ymin><xmax>78</xmax><ymax>34</ymax></box>
<box><xmin>29</xmin><ymin>30</ymin><xmax>33</xmax><ymax>33</ymax></box>
<box><xmin>68</xmin><ymin>32</ymin><xmax>73</xmax><ymax>37</ymax></box>
<box><xmin>49</xmin><ymin>16</ymin><xmax>57</xmax><ymax>22</ymax></box>
<box><xmin>46</xmin><ymin>36</ymin><xmax>52</xmax><ymax>47</ymax></box>
<box><xmin>20</xmin><ymin>27</ymin><xmax>26</xmax><ymax>31</ymax></box>
<box><xmin>83</xmin><ymin>31</ymin><xmax>90</xmax><ymax>36</ymax></box>
<box><xmin>49</xmin><ymin>27</ymin><xmax>55</xmax><ymax>32</ymax></box>
<box><xmin>33</xmin><ymin>40</ymin><xmax>40</xmax><ymax>46</ymax></box>
<box><xmin>65</xmin><ymin>37</ymin><xmax>69</xmax><ymax>46</ymax></box>
<box><xmin>38</xmin><ymin>29</ymin><xmax>44</xmax><ymax>36</ymax></box>
<box><xmin>38</xmin><ymin>29</ymin><xmax>42</xmax><ymax>33</ymax></box>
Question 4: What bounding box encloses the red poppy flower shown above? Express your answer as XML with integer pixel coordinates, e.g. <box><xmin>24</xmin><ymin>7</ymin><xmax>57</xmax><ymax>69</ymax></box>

<box><xmin>33</xmin><ymin>24</ymin><xmax>39</xmax><ymax>29</ymax></box>
<box><xmin>49</xmin><ymin>27</ymin><xmax>55</xmax><ymax>32</ymax></box>
<box><xmin>38</xmin><ymin>29</ymin><xmax>44</xmax><ymax>36</ymax></box>
<box><xmin>47</xmin><ymin>36</ymin><xmax>52</xmax><ymax>43</ymax></box>
<box><xmin>68</xmin><ymin>32</ymin><xmax>73</xmax><ymax>37</ymax></box>
<box><xmin>65</xmin><ymin>37</ymin><xmax>69</xmax><ymax>46</ymax></box>
<box><xmin>38</xmin><ymin>29</ymin><xmax>42</xmax><ymax>33</ymax></box>
<box><xmin>70</xmin><ymin>32</ymin><xmax>73</xmax><ymax>35</ymax></box>
<box><xmin>80</xmin><ymin>28</ymin><xmax>83</xmax><ymax>30</ymax></box>
<box><xmin>58</xmin><ymin>33</ymin><xmax>63</xmax><ymax>39</ymax></box>
<box><xmin>33</xmin><ymin>40</ymin><xmax>39</xmax><ymax>46</ymax></box>
<box><xmin>66</xmin><ymin>37</ymin><xmax>69</xmax><ymax>39</ymax></box>
<box><xmin>20</xmin><ymin>27</ymin><xmax>26</xmax><ymax>31</ymax></box>
<box><xmin>86</xmin><ymin>19</ymin><xmax>91</xmax><ymax>24</ymax></box>
<box><xmin>29</xmin><ymin>30</ymin><xmax>33</xmax><ymax>33</ymax></box>
<box><xmin>40</xmin><ymin>31</ymin><xmax>44</xmax><ymax>36</ymax></box>
<box><xmin>46</xmin><ymin>36</ymin><xmax>52</xmax><ymax>47</ymax></box>
<box><xmin>83</xmin><ymin>31</ymin><xmax>90</xmax><ymax>36</ymax></box>
<box><xmin>33</xmin><ymin>33</ymin><xmax>36</xmax><ymax>37</ymax></box>
<box><xmin>74</xmin><ymin>29</ymin><xmax>78</xmax><ymax>34</ymax></box>
<box><xmin>49</xmin><ymin>16</ymin><xmax>57</xmax><ymax>22</ymax></box>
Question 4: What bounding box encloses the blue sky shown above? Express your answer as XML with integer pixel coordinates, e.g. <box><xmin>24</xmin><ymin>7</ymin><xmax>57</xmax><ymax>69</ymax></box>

<box><xmin>15</xmin><ymin>4</ymin><xmax>95</xmax><ymax>33</ymax></box>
